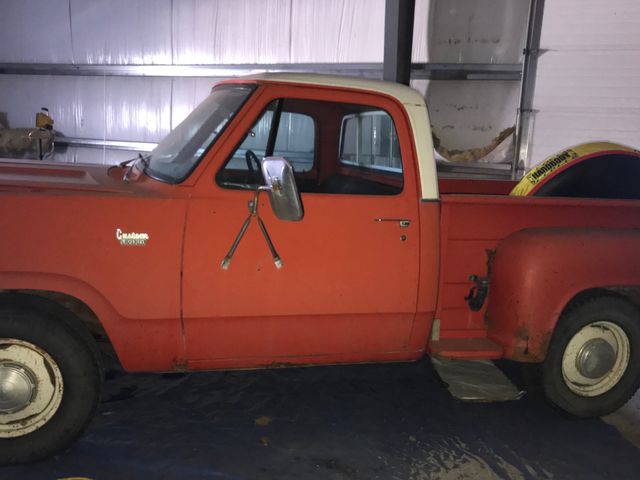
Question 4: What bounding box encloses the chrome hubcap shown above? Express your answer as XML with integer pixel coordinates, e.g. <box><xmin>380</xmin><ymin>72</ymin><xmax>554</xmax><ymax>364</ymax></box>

<box><xmin>0</xmin><ymin>362</ymin><xmax>37</xmax><ymax>414</ymax></box>
<box><xmin>575</xmin><ymin>338</ymin><xmax>616</xmax><ymax>379</ymax></box>
<box><xmin>0</xmin><ymin>339</ymin><xmax>64</xmax><ymax>438</ymax></box>
<box><xmin>562</xmin><ymin>321</ymin><xmax>630</xmax><ymax>397</ymax></box>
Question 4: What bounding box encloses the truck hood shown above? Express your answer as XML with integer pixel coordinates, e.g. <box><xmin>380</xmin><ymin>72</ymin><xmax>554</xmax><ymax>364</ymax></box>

<box><xmin>0</xmin><ymin>159</ymin><xmax>137</xmax><ymax>194</ymax></box>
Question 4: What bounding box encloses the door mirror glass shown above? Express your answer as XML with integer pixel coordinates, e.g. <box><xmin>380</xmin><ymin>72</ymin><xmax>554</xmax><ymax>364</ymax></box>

<box><xmin>261</xmin><ymin>157</ymin><xmax>304</xmax><ymax>221</ymax></box>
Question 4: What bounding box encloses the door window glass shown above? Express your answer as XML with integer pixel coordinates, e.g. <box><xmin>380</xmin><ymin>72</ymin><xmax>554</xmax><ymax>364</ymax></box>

<box><xmin>217</xmin><ymin>101</ymin><xmax>314</xmax><ymax>188</ymax></box>
<box><xmin>217</xmin><ymin>98</ymin><xmax>403</xmax><ymax>195</ymax></box>
<box><xmin>340</xmin><ymin>111</ymin><xmax>402</xmax><ymax>172</ymax></box>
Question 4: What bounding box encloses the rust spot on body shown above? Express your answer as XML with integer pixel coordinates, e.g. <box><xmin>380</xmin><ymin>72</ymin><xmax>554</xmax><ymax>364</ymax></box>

<box><xmin>509</xmin><ymin>326</ymin><xmax>553</xmax><ymax>362</ymax></box>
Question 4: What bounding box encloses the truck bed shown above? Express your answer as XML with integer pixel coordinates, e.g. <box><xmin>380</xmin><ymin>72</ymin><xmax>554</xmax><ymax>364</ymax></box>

<box><xmin>435</xmin><ymin>188</ymin><xmax>640</xmax><ymax>348</ymax></box>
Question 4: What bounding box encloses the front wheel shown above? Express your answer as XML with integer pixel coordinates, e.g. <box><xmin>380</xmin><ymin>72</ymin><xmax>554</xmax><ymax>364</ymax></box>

<box><xmin>542</xmin><ymin>296</ymin><xmax>640</xmax><ymax>417</ymax></box>
<box><xmin>0</xmin><ymin>301</ymin><xmax>101</xmax><ymax>464</ymax></box>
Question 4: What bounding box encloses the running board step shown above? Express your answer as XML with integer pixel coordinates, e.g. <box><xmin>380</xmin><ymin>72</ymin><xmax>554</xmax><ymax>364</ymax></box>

<box><xmin>431</xmin><ymin>357</ymin><xmax>525</xmax><ymax>402</ymax></box>
<box><xmin>429</xmin><ymin>337</ymin><xmax>503</xmax><ymax>359</ymax></box>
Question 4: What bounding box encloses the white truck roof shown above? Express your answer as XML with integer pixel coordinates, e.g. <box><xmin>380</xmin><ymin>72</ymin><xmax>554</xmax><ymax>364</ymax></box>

<box><xmin>244</xmin><ymin>73</ymin><xmax>426</xmax><ymax>106</ymax></box>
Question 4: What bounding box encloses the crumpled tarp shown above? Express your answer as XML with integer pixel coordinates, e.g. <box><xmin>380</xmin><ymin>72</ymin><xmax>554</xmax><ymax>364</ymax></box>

<box><xmin>433</xmin><ymin>126</ymin><xmax>515</xmax><ymax>163</ymax></box>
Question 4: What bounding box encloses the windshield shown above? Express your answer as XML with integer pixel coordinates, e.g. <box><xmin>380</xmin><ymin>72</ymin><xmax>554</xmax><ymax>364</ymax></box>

<box><xmin>145</xmin><ymin>84</ymin><xmax>255</xmax><ymax>183</ymax></box>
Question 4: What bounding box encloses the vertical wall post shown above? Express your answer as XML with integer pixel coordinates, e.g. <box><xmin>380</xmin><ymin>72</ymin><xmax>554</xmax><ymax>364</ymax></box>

<box><xmin>513</xmin><ymin>0</ymin><xmax>546</xmax><ymax>179</ymax></box>
<box><xmin>383</xmin><ymin>0</ymin><xmax>416</xmax><ymax>86</ymax></box>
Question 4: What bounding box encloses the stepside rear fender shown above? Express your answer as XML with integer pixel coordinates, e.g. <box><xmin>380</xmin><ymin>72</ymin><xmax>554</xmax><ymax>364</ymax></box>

<box><xmin>0</xmin><ymin>272</ymin><xmax>184</xmax><ymax>371</ymax></box>
<box><xmin>487</xmin><ymin>228</ymin><xmax>640</xmax><ymax>362</ymax></box>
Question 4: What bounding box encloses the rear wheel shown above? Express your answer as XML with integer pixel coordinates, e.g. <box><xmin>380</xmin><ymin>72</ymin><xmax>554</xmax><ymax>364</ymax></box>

<box><xmin>0</xmin><ymin>300</ymin><xmax>101</xmax><ymax>464</ymax></box>
<box><xmin>542</xmin><ymin>296</ymin><xmax>640</xmax><ymax>417</ymax></box>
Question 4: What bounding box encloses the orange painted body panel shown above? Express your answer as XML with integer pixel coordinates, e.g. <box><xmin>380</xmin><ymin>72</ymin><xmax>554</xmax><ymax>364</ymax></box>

<box><xmin>408</xmin><ymin>202</ymin><xmax>440</xmax><ymax>351</ymax></box>
<box><xmin>434</xmin><ymin>194</ymin><xmax>640</xmax><ymax>359</ymax></box>
<box><xmin>180</xmin><ymin>83</ymin><xmax>438</xmax><ymax>367</ymax></box>
<box><xmin>0</xmin><ymin>163</ymin><xmax>187</xmax><ymax>370</ymax></box>
<box><xmin>1</xmin><ymin>78</ymin><xmax>640</xmax><ymax>372</ymax></box>
<box><xmin>488</xmin><ymin>228</ymin><xmax>640</xmax><ymax>361</ymax></box>
<box><xmin>183</xmin><ymin>194</ymin><xmax>422</xmax><ymax>363</ymax></box>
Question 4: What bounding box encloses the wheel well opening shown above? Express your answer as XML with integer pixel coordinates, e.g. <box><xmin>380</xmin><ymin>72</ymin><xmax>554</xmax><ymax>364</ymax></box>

<box><xmin>1</xmin><ymin>289</ymin><xmax>110</xmax><ymax>342</ymax></box>
<box><xmin>561</xmin><ymin>287</ymin><xmax>640</xmax><ymax>319</ymax></box>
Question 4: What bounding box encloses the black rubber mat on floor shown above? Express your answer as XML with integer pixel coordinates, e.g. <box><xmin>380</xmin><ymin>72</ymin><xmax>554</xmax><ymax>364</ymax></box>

<box><xmin>1</xmin><ymin>358</ymin><xmax>638</xmax><ymax>479</ymax></box>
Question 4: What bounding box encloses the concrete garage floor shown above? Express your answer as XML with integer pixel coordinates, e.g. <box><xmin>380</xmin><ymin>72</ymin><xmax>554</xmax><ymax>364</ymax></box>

<box><xmin>1</xmin><ymin>357</ymin><xmax>639</xmax><ymax>480</ymax></box>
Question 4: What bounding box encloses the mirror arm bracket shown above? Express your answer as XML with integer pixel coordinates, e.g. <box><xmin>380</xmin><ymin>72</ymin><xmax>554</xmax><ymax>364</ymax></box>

<box><xmin>221</xmin><ymin>186</ymin><xmax>283</xmax><ymax>270</ymax></box>
<box><xmin>221</xmin><ymin>157</ymin><xmax>301</xmax><ymax>270</ymax></box>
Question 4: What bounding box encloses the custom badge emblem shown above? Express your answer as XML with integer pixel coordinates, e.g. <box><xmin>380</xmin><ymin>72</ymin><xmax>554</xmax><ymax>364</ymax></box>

<box><xmin>116</xmin><ymin>228</ymin><xmax>149</xmax><ymax>246</ymax></box>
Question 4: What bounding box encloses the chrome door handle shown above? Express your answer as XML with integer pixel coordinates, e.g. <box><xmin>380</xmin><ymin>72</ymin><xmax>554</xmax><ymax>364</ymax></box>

<box><xmin>374</xmin><ymin>218</ymin><xmax>411</xmax><ymax>228</ymax></box>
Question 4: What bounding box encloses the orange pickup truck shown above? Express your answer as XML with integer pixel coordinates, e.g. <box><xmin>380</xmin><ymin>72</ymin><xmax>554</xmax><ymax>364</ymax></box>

<box><xmin>1</xmin><ymin>73</ymin><xmax>640</xmax><ymax>464</ymax></box>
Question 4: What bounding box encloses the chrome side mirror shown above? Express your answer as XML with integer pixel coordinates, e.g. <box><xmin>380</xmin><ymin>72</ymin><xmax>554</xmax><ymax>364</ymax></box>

<box><xmin>261</xmin><ymin>156</ymin><xmax>304</xmax><ymax>221</ymax></box>
<box><xmin>220</xmin><ymin>156</ymin><xmax>303</xmax><ymax>270</ymax></box>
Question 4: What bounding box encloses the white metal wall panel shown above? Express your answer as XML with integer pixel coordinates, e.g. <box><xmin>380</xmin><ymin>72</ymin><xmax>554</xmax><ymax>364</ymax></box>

<box><xmin>71</xmin><ymin>0</ymin><xmax>173</xmax><ymax>64</ymax></box>
<box><xmin>174</xmin><ymin>0</ymin><xmax>292</xmax><ymax>64</ymax></box>
<box><xmin>534</xmin><ymin>52</ymin><xmax>640</xmax><ymax>112</ymax></box>
<box><xmin>289</xmin><ymin>0</ymin><xmax>442</xmax><ymax>64</ymax></box>
<box><xmin>104</xmin><ymin>77</ymin><xmax>172</xmax><ymax>142</ymax></box>
<box><xmin>0</xmin><ymin>75</ymin><xmax>172</xmax><ymax>144</ymax></box>
<box><xmin>0</xmin><ymin>0</ymin><xmax>415</xmax><ymax>65</ymax></box>
<box><xmin>529</xmin><ymin>0</ymin><xmax>640</xmax><ymax>167</ymax></box>
<box><xmin>0</xmin><ymin>0</ymin><xmax>431</xmax><ymax>65</ymax></box>
<box><xmin>537</xmin><ymin>0</ymin><xmax>640</xmax><ymax>51</ymax></box>
<box><xmin>0</xmin><ymin>0</ymin><xmax>529</xmax><ymax>164</ymax></box>
<box><xmin>0</xmin><ymin>0</ymin><xmax>74</xmax><ymax>63</ymax></box>
<box><xmin>290</xmin><ymin>0</ymin><xmax>384</xmax><ymax>62</ymax></box>
<box><xmin>0</xmin><ymin>75</ymin><xmax>105</xmax><ymax>138</ymax></box>
<box><xmin>411</xmin><ymin>0</ymin><xmax>430</xmax><ymax>62</ymax></box>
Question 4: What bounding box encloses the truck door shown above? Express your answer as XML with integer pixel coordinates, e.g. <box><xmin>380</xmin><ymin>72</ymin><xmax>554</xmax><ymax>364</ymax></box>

<box><xmin>182</xmin><ymin>85</ymin><xmax>422</xmax><ymax>368</ymax></box>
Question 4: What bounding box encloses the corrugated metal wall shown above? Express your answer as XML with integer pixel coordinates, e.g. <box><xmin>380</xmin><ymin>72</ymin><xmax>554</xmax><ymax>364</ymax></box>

<box><xmin>0</xmin><ymin>0</ymin><xmax>531</xmax><ymax>166</ymax></box>
<box><xmin>529</xmin><ymin>0</ymin><xmax>640</xmax><ymax>164</ymax></box>
<box><xmin>0</xmin><ymin>0</ymin><xmax>388</xmax><ymax>164</ymax></box>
